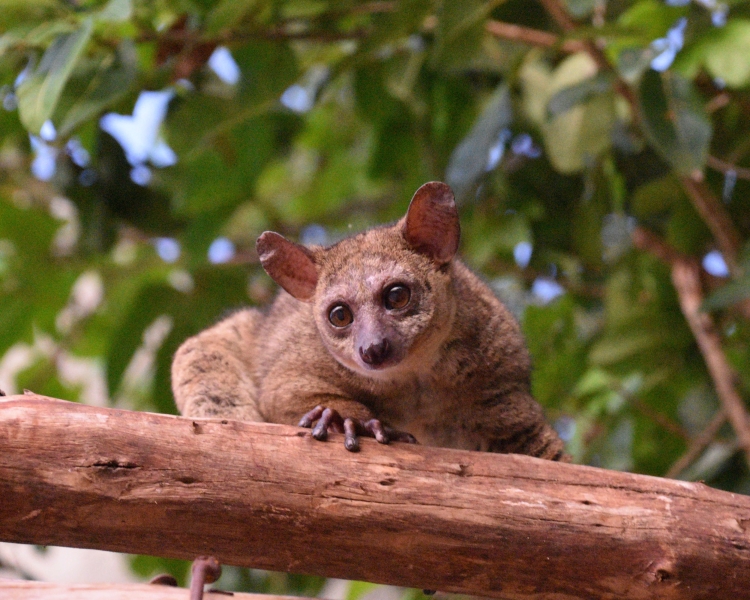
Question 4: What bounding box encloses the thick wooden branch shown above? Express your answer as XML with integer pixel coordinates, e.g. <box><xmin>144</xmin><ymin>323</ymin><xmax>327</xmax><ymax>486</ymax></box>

<box><xmin>1</xmin><ymin>579</ymin><xmax>301</xmax><ymax>600</ymax></box>
<box><xmin>1</xmin><ymin>395</ymin><xmax>750</xmax><ymax>599</ymax></box>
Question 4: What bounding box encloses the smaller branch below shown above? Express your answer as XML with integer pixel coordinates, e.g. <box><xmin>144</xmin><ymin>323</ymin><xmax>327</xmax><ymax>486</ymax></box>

<box><xmin>670</xmin><ymin>259</ymin><xmax>750</xmax><ymax>463</ymax></box>
<box><xmin>632</xmin><ymin>227</ymin><xmax>750</xmax><ymax>468</ymax></box>
<box><xmin>1</xmin><ymin>580</ymin><xmax>303</xmax><ymax>600</ymax></box>
<box><xmin>666</xmin><ymin>409</ymin><xmax>727</xmax><ymax>479</ymax></box>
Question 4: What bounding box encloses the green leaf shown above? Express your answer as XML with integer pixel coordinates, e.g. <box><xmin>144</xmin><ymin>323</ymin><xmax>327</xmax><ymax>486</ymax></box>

<box><xmin>0</xmin><ymin>21</ymin><xmax>76</xmax><ymax>58</ymax></box>
<box><xmin>205</xmin><ymin>0</ymin><xmax>262</xmax><ymax>35</ymax></box>
<box><xmin>573</xmin><ymin>368</ymin><xmax>612</xmax><ymax>397</ymax></box>
<box><xmin>590</xmin><ymin>330</ymin><xmax>669</xmax><ymax>365</ymax></box>
<box><xmin>0</xmin><ymin>0</ymin><xmax>67</xmax><ymax>30</ymax></box>
<box><xmin>676</xmin><ymin>19</ymin><xmax>750</xmax><ymax>88</ymax></box>
<box><xmin>16</xmin><ymin>17</ymin><xmax>93</xmax><ymax>134</ymax></box>
<box><xmin>432</xmin><ymin>0</ymin><xmax>495</xmax><ymax>69</ymax></box>
<box><xmin>631</xmin><ymin>175</ymin><xmax>682</xmax><ymax>217</ymax></box>
<box><xmin>638</xmin><ymin>69</ymin><xmax>711</xmax><ymax>176</ymax></box>
<box><xmin>97</xmin><ymin>0</ymin><xmax>132</xmax><ymax>23</ymax></box>
<box><xmin>702</xmin><ymin>277</ymin><xmax>750</xmax><ymax>311</ymax></box>
<box><xmin>57</xmin><ymin>43</ymin><xmax>137</xmax><ymax>137</ymax></box>
<box><xmin>345</xmin><ymin>581</ymin><xmax>379</xmax><ymax>600</ymax></box>
<box><xmin>542</xmin><ymin>53</ymin><xmax>616</xmax><ymax>174</ymax></box>
<box><xmin>445</xmin><ymin>83</ymin><xmax>512</xmax><ymax>202</ymax></box>
<box><xmin>617</xmin><ymin>0</ymin><xmax>688</xmax><ymax>41</ymax></box>
<box><xmin>547</xmin><ymin>72</ymin><xmax>615</xmax><ymax>118</ymax></box>
<box><xmin>360</xmin><ymin>0</ymin><xmax>432</xmax><ymax>50</ymax></box>
<box><xmin>235</xmin><ymin>40</ymin><xmax>299</xmax><ymax>106</ymax></box>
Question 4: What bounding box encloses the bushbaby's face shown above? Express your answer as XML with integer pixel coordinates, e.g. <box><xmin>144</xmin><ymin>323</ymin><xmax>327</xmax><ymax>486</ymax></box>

<box><xmin>312</xmin><ymin>234</ymin><xmax>455</xmax><ymax>379</ymax></box>
<box><xmin>256</xmin><ymin>181</ymin><xmax>461</xmax><ymax>380</ymax></box>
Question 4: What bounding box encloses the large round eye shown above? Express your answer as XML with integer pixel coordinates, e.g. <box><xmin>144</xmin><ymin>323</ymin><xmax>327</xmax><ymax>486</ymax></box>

<box><xmin>328</xmin><ymin>304</ymin><xmax>353</xmax><ymax>328</ymax></box>
<box><xmin>384</xmin><ymin>284</ymin><xmax>410</xmax><ymax>310</ymax></box>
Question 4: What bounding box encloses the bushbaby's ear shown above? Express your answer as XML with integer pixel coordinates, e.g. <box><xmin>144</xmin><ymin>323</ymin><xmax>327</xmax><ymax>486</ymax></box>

<box><xmin>402</xmin><ymin>181</ymin><xmax>460</xmax><ymax>264</ymax></box>
<box><xmin>256</xmin><ymin>232</ymin><xmax>318</xmax><ymax>301</ymax></box>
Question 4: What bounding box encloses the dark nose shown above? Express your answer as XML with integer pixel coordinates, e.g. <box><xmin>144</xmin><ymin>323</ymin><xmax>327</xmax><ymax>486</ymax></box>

<box><xmin>359</xmin><ymin>339</ymin><xmax>391</xmax><ymax>366</ymax></box>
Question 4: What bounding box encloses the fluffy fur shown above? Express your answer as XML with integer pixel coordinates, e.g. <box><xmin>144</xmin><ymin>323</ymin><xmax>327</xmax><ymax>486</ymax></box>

<box><xmin>172</xmin><ymin>182</ymin><xmax>566</xmax><ymax>460</ymax></box>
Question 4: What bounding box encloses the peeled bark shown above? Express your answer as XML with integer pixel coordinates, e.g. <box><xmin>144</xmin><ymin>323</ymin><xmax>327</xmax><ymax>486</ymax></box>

<box><xmin>1</xmin><ymin>394</ymin><xmax>749</xmax><ymax>599</ymax></box>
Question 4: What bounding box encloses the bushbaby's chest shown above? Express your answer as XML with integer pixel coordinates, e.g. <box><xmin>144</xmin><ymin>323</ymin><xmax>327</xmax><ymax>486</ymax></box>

<box><xmin>377</xmin><ymin>379</ymin><xmax>480</xmax><ymax>451</ymax></box>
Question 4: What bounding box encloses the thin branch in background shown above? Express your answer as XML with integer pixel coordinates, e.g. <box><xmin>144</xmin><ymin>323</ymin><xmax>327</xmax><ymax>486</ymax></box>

<box><xmin>537</xmin><ymin>0</ymin><xmax>742</xmax><ymax>276</ymax></box>
<box><xmin>666</xmin><ymin>409</ymin><xmax>727</xmax><ymax>479</ymax></box>
<box><xmin>632</xmin><ymin>227</ymin><xmax>750</xmax><ymax>469</ymax></box>
<box><xmin>538</xmin><ymin>0</ymin><xmax>578</xmax><ymax>32</ymax></box>
<box><xmin>680</xmin><ymin>174</ymin><xmax>742</xmax><ymax>275</ymax></box>
<box><xmin>705</xmin><ymin>92</ymin><xmax>731</xmax><ymax>113</ymax></box>
<box><xmin>485</xmin><ymin>20</ymin><xmax>585</xmax><ymax>53</ymax></box>
<box><xmin>670</xmin><ymin>258</ymin><xmax>750</xmax><ymax>463</ymax></box>
<box><xmin>706</xmin><ymin>155</ymin><xmax>750</xmax><ymax>182</ymax></box>
<box><xmin>138</xmin><ymin>27</ymin><xmax>369</xmax><ymax>46</ymax></box>
<box><xmin>630</xmin><ymin>397</ymin><xmax>690</xmax><ymax>441</ymax></box>
<box><xmin>631</xmin><ymin>226</ymin><xmax>683</xmax><ymax>265</ymax></box>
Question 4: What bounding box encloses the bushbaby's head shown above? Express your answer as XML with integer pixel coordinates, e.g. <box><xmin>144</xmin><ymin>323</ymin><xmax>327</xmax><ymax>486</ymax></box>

<box><xmin>256</xmin><ymin>182</ymin><xmax>460</xmax><ymax>378</ymax></box>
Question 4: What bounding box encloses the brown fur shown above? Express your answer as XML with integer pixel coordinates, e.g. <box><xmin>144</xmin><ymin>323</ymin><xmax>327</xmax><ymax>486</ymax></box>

<box><xmin>172</xmin><ymin>182</ymin><xmax>566</xmax><ymax>460</ymax></box>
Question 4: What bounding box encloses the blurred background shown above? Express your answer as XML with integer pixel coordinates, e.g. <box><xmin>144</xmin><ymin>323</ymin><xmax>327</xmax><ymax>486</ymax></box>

<box><xmin>2</xmin><ymin>0</ymin><xmax>750</xmax><ymax>595</ymax></box>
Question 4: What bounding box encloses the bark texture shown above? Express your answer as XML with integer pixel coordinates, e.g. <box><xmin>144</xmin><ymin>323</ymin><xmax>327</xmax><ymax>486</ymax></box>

<box><xmin>1</xmin><ymin>394</ymin><xmax>750</xmax><ymax>600</ymax></box>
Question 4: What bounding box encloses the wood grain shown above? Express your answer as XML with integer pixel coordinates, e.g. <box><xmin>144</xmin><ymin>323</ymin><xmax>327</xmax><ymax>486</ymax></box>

<box><xmin>0</xmin><ymin>579</ymin><xmax>304</xmax><ymax>600</ymax></box>
<box><xmin>1</xmin><ymin>394</ymin><xmax>749</xmax><ymax>599</ymax></box>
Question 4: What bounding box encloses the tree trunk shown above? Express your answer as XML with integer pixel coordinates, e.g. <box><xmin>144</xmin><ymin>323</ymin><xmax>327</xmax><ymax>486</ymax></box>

<box><xmin>1</xmin><ymin>394</ymin><xmax>749</xmax><ymax>599</ymax></box>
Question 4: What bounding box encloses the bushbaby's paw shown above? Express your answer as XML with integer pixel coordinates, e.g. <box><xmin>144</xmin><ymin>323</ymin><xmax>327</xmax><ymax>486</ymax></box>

<box><xmin>298</xmin><ymin>405</ymin><xmax>417</xmax><ymax>452</ymax></box>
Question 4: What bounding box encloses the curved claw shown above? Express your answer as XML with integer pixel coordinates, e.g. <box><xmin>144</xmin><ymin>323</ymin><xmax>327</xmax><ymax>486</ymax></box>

<box><xmin>298</xmin><ymin>405</ymin><xmax>324</xmax><ymax>428</ymax></box>
<box><xmin>299</xmin><ymin>406</ymin><xmax>418</xmax><ymax>451</ymax></box>
<box><xmin>383</xmin><ymin>426</ymin><xmax>418</xmax><ymax>444</ymax></box>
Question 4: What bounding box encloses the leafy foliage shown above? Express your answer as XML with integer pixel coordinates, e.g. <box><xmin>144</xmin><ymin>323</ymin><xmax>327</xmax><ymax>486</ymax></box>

<box><xmin>3</xmin><ymin>0</ymin><xmax>750</xmax><ymax>591</ymax></box>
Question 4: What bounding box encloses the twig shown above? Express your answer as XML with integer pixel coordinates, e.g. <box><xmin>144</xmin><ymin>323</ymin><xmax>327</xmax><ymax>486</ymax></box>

<box><xmin>670</xmin><ymin>258</ymin><xmax>750</xmax><ymax>463</ymax></box>
<box><xmin>706</xmin><ymin>155</ymin><xmax>750</xmax><ymax>182</ymax></box>
<box><xmin>705</xmin><ymin>92</ymin><xmax>731</xmax><ymax>113</ymax></box>
<box><xmin>666</xmin><ymin>409</ymin><xmax>727</xmax><ymax>479</ymax></box>
<box><xmin>484</xmin><ymin>20</ymin><xmax>585</xmax><ymax>53</ymax></box>
<box><xmin>630</xmin><ymin>397</ymin><xmax>690</xmax><ymax>441</ymax></box>
<box><xmin>631</xmin><ymin>227</ymin><xmax>683</xmax><ymax>266</ymax></box>
<box><xmin>137</xmin><ymin>26</ymin><xmax>369</xmax><ymax>45</ymax></box>
<box><xmin>632</xmin><ymin>226</ymin><xmax>750</xmax><ymax>468</ymax></box>
<box><xmin>190</xmin><ymin>556</ymin><xmax>222</xmax><ymax>600</ymax></box>
<box><xmin>538</xmin><ymin>0</ymin><xmax>578</xmax><ymax>32</ymax></box>
<box><xmin>680</xmin><ymin>174</ymin><xmax>741</xmax><ymax>275</ymax></box>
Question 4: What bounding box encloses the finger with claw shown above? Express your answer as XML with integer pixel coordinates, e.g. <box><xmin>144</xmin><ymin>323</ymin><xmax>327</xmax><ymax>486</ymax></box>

<box><xmin>298</xmin><ymin>405</ymin><xmax>417</xmax><ymax>452</ymax></box>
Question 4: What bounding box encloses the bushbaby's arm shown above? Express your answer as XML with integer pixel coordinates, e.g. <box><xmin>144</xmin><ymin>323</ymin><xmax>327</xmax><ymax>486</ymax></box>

<box><xmin>171</xmin><ymin>309</ymin><xmax>264</xmax><ymax>422</ymax></box>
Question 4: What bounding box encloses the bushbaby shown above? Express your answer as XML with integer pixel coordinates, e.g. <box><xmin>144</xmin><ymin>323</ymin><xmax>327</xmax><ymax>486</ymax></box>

<box><xmin>172</xmin><ymin>181</ymin><xmax>565</xmax><ymax>459</ymax></box>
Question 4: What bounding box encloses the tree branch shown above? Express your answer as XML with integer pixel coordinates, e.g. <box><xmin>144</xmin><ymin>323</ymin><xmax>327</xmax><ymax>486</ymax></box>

<box><xmin>707</xmin><ymin>155</ymin><xmax>750</xmax><ymax>182</ymax></box>
<box><xmin>632</xmin><ymin>227</ymin><xmax>750</xmax><ymax>466</ymax></box>
<box><xmin>680</xmin><ymin>174</ymin><xmax>742</xmax><ymax>275</ymax></box>
<box><xmin>1</xmin><ymin>579</ymin><xmax>303</xmax><ymax>600</ymax></box>
<box><xmin>2</xmin><ymin>395</ymin><xmax>750</xmax><ymax>599</ymax></box>
<box><xmin>666</xmin><ymin>409</ymin><xmax>727</xmax><ymax>479</ymax></box>
<box><xmin>484</xmin><ymin>20</ymin><xmax>585</xmax><ymax>52</ymax></box>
